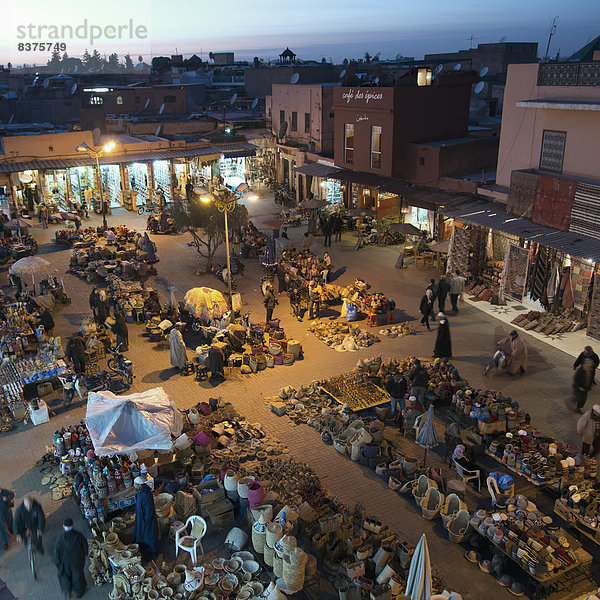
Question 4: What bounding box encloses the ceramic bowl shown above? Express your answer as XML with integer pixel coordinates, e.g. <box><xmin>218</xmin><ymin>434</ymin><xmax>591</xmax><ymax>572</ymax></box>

<box><xmin>225</xmin><ymin>558</ymin><xmax>242</xmax><ymax>572</ymax></box>
<box><xmin>241</xmin><ymin>560</ymin><xmax>259</xmax><ymax>575</ymax></box>
<box><xmin>232</xmin><ymin>551</ymin><xmax>254</xmax><ymax>562</ymax></box>
<box><xmin>212</xmin><ymin>558</ymin><xmax>226</xmax><ymax>570</ymax></box>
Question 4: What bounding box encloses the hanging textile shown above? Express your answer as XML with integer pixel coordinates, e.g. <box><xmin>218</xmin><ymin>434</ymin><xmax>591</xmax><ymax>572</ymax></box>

<box><xmin>570</xmin><ymin>257</ymin><xmax>594</xmax><ymax>312</ymax></box>
<box><xmin>530</xmin><ymin>246</ymin><xmax>549</xmax><ymax>302</ymax></box>
<box><xmin>587</xmin><ymin>274</ymin><xmax>600</xmax><ymax>341</ymax></box>
<box><xmin>446</xmin><ymin>226</ymin><xmax>470</xmax><ymax>275</ymax></box>
<box><xmin>546</xmin><ymin>261</ymin><xmax>559</xmax><ymax>308</ymax></box>
<box><xmin>569</xmin><ymin>182</ymin><xmax>600</xmax><ymax>241</ymax></box>
<box><xmin>506</xmin><ymin>170</ymin><xmax>538</xmax><ymax>218</ymax></box>
<box><xmin>532</xmin><ymin>176</ymin><xmax>577</xmax><ymax>231</ymax></box>
<box><xmin>558</xmin><ymin>268</ymin><xmax>574</xmax><ymax>310</ymax></box>
<box><xmin>500</xmin><ymin>244</ymin><xmax>529</xmax><ymax>302</ymax></box>
<box><xmin>471</xmin><ymin>226</ymin><xmax>488</xmax><ymax>276</ymax></box>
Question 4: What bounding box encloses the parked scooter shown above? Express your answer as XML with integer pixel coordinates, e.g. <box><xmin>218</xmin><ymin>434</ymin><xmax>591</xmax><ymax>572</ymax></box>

<box><xmin>107</xmin><ymin>345</ymin><xmax>134</xmax><ymax>387</ymax></box>
<box><xmin>57</xmin><ymin>373</ymin><xmax>86</xmax><ymax>408</ymax></box>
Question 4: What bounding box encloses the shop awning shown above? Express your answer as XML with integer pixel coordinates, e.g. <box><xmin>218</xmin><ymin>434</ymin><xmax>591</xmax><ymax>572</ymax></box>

<box><xmin>0</xmin><ymin>143</ymin><xmax>257</xmax><ymax>173</ymax></box>
<box><xmin>296</xmin><ymin>163</ymin><xmax>340</xmax><ymax>178</ymax></box>
<box><xmin>439</xmin><ymin>199</ymin><xmax>600</xmax><ymax>262</ymax></box>
<box><xmin>329</xmin><ymin>169</ymin><xmax>470</xmax><ymax>210</ymax></box>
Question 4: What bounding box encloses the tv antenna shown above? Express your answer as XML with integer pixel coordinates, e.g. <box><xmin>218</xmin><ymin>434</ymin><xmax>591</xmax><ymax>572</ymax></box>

<box><xmin>544</xmin><ymin>16</ymin><xmax>559</xmax><ymax>61</ymax></box>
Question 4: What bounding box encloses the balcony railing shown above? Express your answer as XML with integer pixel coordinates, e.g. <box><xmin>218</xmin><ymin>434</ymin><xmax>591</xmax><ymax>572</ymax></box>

<box><xmin>538</xmin><ymin>62</ymin><xmax>600</xmax><ymax>87</ymax></box>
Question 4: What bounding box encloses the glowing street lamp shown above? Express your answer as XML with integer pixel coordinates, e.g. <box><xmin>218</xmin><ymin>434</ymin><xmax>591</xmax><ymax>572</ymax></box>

<box><xmin>193</xmin><ymin>182</ymin><xmax>258</xmax><ymax>303</ymax></box>
<box><xmin>75</xmin><ymin>141</ymin><xmax>116</xmax><ymax>229</ymax></box>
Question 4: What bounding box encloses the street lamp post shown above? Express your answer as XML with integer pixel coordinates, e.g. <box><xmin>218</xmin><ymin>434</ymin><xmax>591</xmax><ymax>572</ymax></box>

<box><xmin>75</xmin><ymin>141</ymin><xmax>115</xmax><ymax>230</ymax></box>
<box><xmin>193</xmin><ymin>183</ymin><xmax>258</xmax><ymax>305</ymax></box>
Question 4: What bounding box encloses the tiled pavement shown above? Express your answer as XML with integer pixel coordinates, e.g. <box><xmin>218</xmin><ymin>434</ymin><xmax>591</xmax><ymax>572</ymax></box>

<box><xmin>0</xmin><ymin>195</ymin><xmax>597</xmax><ymax>599</ymax></box>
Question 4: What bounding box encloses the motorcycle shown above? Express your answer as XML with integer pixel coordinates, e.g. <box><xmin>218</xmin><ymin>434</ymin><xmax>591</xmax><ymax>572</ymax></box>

<box><xmin>57</xmin><ymin>373</ymin><xmax>86</xmax><ymax>408</ymax></box>
<box><xmin>107</xmin><ymin>345</ymin><xmax>134</xmax><ymax>387</ymax></box>
<box><xmin>483</xmin><ymin>346</ymin><xmax>510</xmax><ymax>376</ymax></box>
<box><xmin>213</xmin><ymin>265</ymin><xmax>237</xmax><ymax>290</ymax></box>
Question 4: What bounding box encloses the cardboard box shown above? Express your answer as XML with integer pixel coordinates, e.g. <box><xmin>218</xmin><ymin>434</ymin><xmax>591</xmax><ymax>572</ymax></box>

<box><xmin>206</xmin><ymin>499</ymin><xmax>234</xmax><ymax>525</ymax></box>
<box><xmin>193</xmin><ymin>480</ymin><xmax>225</xmax><ymax>509</ymax></box>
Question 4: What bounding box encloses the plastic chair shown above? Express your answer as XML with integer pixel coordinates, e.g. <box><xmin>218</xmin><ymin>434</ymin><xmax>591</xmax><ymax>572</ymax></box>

<box><xmin>367</xmin><ymin>312</ymin><xmax>378</xmax><ymax>327</ymax></box>
<box><xmin>175</xmin><ymin>515</ymin><xmax>207</xmax><ymax>565</ymax></box>
<box><xmin>487</xmin><ymin>476</ymin><xmax>515</xmax><ymax>508</ymax></box>
<box><xmin>453</xmin><ymin>459</ymin><xmax>481</xmax><ymax>492</ymax></box>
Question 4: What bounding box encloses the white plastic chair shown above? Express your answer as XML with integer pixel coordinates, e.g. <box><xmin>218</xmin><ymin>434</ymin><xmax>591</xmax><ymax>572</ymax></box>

<box><xmin>452</xmin><ymin>458</ymin><xmax>480</xmax><ymax>492</ymax></box>
<box><xmin>175</xmin><ymin>515</ymin><xmax>207</xmax><ymax>565</ymax></box>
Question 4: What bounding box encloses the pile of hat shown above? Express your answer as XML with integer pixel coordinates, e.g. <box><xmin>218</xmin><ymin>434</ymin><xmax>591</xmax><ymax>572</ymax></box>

<box><xmin>451</xmin><ymin>389</ymin><xmax>525</xmax><ymax>430</ymax></box>
<box><xmin>561</xmin><ymin>479</ymin><xmax>600</xmax><ymax>529</ymax></box>
<box><xmin>486</xmin><ymin>429</ymin><xmax>579</xmax><ymax>485</ymax></box>
<box><xmin>378</xmin><ymin>323</ymin><xmax>416</xmax><ymax>338</ymax></box>
<box><xmin>463</xmin><ymin>548</ymin><xmax>525</xmax><ymax>597</ymax></box>
<box><xmin>469</xmin><ymin>498</ymin><xmax>581</xmax><ymax>579</ymax></box>
<box><xmin>308</xmin><ymin>320</ymin><xmax>379</xmax><ymax>352</ymax></box>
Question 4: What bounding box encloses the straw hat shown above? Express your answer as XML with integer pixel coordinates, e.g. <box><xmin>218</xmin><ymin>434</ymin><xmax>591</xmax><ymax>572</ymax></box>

<box><xmin>464</xmin><ymin>550</ymin><xmax>480</xmax><ymax>564</ymax></box>
<box><xmin>478</xmin><ymin>559</ymin><xmax>493</xmax><ymax>574</ymax></box>
<box><xmin>508</xmin><ymin>582</ymin><xmax>524</xmax><ymax>596</ymax></box>
<box><xmin>497</xmin><ymin>574</ymin><xmax>513</xmax><ymax>587</ymax></box>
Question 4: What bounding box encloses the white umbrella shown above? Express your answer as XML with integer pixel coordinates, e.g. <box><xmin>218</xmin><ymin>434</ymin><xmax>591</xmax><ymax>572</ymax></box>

<box><xmin>405</xmin><ymin>533</ymin><xmax>432</xmax><ymax>600</ymax></box>
<box><xmin>416</xmin><ymin>403</ymin><xmax>439</xmax><ymax>465</ymax></box>
<box><xmin>9</xmin><ymin>256</ymin><xmax>51</xmax><ymax>289</ymax></box>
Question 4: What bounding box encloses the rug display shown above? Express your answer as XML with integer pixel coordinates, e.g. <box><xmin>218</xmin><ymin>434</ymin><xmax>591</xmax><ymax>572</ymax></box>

<box><xmin>506</xmin><ymin>170</ymin><xmax>538</xmax><ymax>218</ymax></box>
<box><xmin>569</xmin><ymin>182</ymin><xmax>600</xmax><ymax>241</ymax></box>
<box><xmin>446</xmin><ymin>226</ymin><xmax>470</xmax><ymax>275</ymax></box>
<box><xmin>500</xmin><ymin>244</ymin><xmax>529</xmax><ymax>302</ymax></box>
<box><xmin>532</xmin><ymin>176</ymin><xmax>576</xmax><ymax>231</ymax></box>
<box><xmin>570</xmin><ymin>257</ymin><xmax>594</xmax><ymax>312</ymax></box>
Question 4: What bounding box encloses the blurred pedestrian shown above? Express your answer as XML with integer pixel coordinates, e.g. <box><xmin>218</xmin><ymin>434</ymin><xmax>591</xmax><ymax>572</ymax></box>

<box><xmin>263</xmin><ymin>283</ymin><xmax>277</xmax><ymax>322</ymax></box>
<box><xmin>449</xmin><ymin>270</ymin><xmax>465</xmax><ymax>312</ymax></box>
<box><xmin>113</xmin><ymin>311</ymin><xmax>129</xmax><ymax>351</ymax></box>
<box><xmin>437</xmin><ymin>275</ymin><xmax>450</xmax><ymax>313</ymax></box>
<box><xmin>577</xmin><ymin>404</ymin><xmax>600</xmax><ymax>456</ymax></box>
<box><xmin>573</xmin><ymin>358</ymin><xmax>595</xmax><ymax>413</ymax></box>
<box><xmin>433</xmin><ymin>312</ymin><xmax>452</xmax><ymax>358</ymax></box>
<box><xmin>14</xmin><ymin>496</ymin><xmax>45</xmax><ymax>554</ymax></box>
<box><xmin>574</xmin><ymin>346</ymin><xmax>600</xmax><ymax>384</ymax></box>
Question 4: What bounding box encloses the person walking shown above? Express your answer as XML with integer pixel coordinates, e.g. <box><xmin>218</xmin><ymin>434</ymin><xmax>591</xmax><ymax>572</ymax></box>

<box><xmin>577</xmin><ymin>404</ymin><xmax>600</xmax><ymax>456</ymax></box>
<box><xmin>89</xmin><ymin>288</ymin><xmax>100</xmax><ymax>321</ymax></box>
<box><xmin>14</xmin><ymin>496</ymin><xmax>45</xmax><ymax>554</ymax></box>
<box><xmin>66</xmin><ymin>333</ymin><xmax>87</xmax><ymax>374</ymax></box>
<box><xmin>113</xmin><ymin>311</ymin><xmax>129</xmax><ymax>351</ymax></box>
<box><xmin>433</xmin><ymin>312</ymin><xmax>452</xmax><ymax>358</ymax></box>
<box><xmin>0</xmin><ymin>488</ymin><xmax>13</xmax><ymax>551</ymax></box>
<box><xmin>498</xmin><ymin>330</ymin><xmax>528</xmax><ymax>376</ymax></box>
<box><xmin>333</xmin><ymin>213</ymin><xmax>343</xmax><ymax>243</ymax></box>
<box><xmin>263</xmin><ymin>284</ymin><xmax>277</xmax><ymax>323</ymax></box>
<box><xmin>449</xmin><ymin>270</ymin><xmax>466</xmax><ymax>313</ymax></box>
<box><xmin>419</xmin><ymin>289</ymin><xmax>434</xmax><ymax>330</ymax></box>
<box><xmin>426</xmin><ymin>279</ymin><xmax>438</xmax><ymax>321</ymax></box>
<box><xmin>386</xmin><ymin>372</ymin><xmax>407</xmax><ymax>420</ymax></box>
<box><xmin>308</xmin><ymin>280</ymin><xmax>323</xmax><ymax>319</ymax></box>
<box><xmin>437</xmin><ymin>275</ymin><xmax>450</xmax><ymax>314</ymax></box>
<box><xmin>169</xmin><ymin>322</ymin><xmax>187</xmax><ymax>371</ymax></box>
<box><xmin>133</xmin><ymin>477</ymin><xmax>158</xmax><ymax>561</ymax></box>
<box><xmin>322</xmin><ymin>217</ymin><xmax>333</xmax><ymax>247</ymax></box>
<box><xmin>573</xmin><ymin>358</ymin><xmax>595</xmax><ymax>413</ymax></box>
<box><xmin>39</xmin><ymin>204</ymin><xmax>49</xmax><ymax>229</ymax></box>
<box><xmin>574</xmin><ymin>346</ymin><xmax>600</xmax><ymax>384</ymax></box>
<box><xmin>52</xmin><ymin>518</ymin><xmax>88</xmax><ymax>598</ymax></box>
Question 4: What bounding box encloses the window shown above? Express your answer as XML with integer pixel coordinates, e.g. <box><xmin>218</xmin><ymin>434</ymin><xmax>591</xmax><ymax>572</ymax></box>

<box><xmin>417</xmin><ymin>68</ymin><xmax>432</xmax><ymax>86</ymax></box>
<box><xmin>279</xmin><ymin>109</ymin><xmax>285</xmax><ymax>127</ymax></box>
<box><xmin>344</xmin><ymin>123</ymin><xmax>354</xmax><ymax>164</ymax></box>
<box><xmin>135</xmin><ymin>96</ymin><xmax>140</xmax><ymax>104</ymax></box>
<box><xmin>116</xmin><ymin>96</ymin><xmax>123</xmax><ymax>105</ymax></box>
<box><xmin>164</xmin><ymin>95</ymin><xmax>177</xmax><ymax>103</ymax></box>
<box><xmin>304</xmin><ymin>112</ymin><xmax>310</xmax><ymax>133</ymax></box>
<box><xmin>268</xmin><ymin>107</ymin><xmax>271</xmax><ymax>118</ymax></box>
<box><xmin>370</xmin><ymin>126</ymin><xmax>382</xmax><ymax>169</ymax></box>
<box><xmin>419</xmin><ymin>157</ymin><xmax>425</xmax><ymax>166</ymax></box>
<box><xmin>291</xmin><ymin>111</ymin><xmax>297</xmax><ymax>132</ymax></box>
<box><xmin>539</xmin><ymin>130</ymin><xmax>566</xmax><ymax>173</ymax></box>
<box><xmin>90</xmin><ymin>96</ymin><xmax>103</xmax><ymax>105</ymax></box>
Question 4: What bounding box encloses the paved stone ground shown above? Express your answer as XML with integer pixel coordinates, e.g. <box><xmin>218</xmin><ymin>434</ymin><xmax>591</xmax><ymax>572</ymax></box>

<box><xmin>0</xmin><ymin>192</ymin><xmax>596</xmax><ymax>600</ymax></box>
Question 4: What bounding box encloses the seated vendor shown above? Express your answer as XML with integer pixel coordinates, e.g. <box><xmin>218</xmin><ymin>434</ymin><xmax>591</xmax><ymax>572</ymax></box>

<box><xmin>452</xmin><ymin>444</ymin><xmax>485</xmax><ymax>485</ymax></box>
<box><xmin>106</xmin><ymin>228</ymin><xmax>117</xmax><ymax>245</ymax></box>
<box><xmin>144</xmin><ymin>291</ymin><xmax>162</xmax><ymax>318</ymax></box>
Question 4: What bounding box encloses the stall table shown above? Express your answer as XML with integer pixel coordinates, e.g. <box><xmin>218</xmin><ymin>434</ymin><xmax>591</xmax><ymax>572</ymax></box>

<box><xmin>554</xmin><ymin>498</ymin><xmax>600</xmax><ymax>546</ymax></box>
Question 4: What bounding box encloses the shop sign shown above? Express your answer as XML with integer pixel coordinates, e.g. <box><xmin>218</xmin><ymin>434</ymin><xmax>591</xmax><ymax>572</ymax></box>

<box><xmin>337</xmin><ymin>87</ymin><xmax>391</xmax><ymax>108</ymax></box>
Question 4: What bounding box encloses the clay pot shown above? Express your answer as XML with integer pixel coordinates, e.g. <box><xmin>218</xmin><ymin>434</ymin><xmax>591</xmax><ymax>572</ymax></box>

<box><xmin>247</xmin><ymin>481</ymin><xmax>265</xmax><ymax>508</ymax></box>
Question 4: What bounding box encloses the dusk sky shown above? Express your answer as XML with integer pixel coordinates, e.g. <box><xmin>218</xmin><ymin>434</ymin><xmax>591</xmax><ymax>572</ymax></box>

<box><xmin>3</xmin><ymin>0</ymin><xmax>599</xmax><ymax>66</ymax></box>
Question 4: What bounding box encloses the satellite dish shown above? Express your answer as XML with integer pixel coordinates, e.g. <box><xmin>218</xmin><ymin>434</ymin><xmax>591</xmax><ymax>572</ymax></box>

<box><xmin>159</xmin><ymin>103</ymin><xmax>165</xmax><ymax>114</ymax></box>
<box><xmin>474</xmin><ymin>81</ymin><xmax>485</xmax><ymax>94</ymax></box>
<box><xmin>434</xmin><ymin>64</ymin><xmax>443</xmax><ymax>75</ymax></box>
<box><xmin>453</xmin><ymin>63</ymin><xmax>461</xmax><ymax>71</ymax></box>
<box><xmin>155</xmin><ymin>125</ymin><xmax>163</xmax><ymax>137</ymax></box>
<box><xmin>43</xmin><ymin>79</ymin><xmax>49</xmax><ymax>88</ymax></box>
<box><xmin>395</xmin><ymin>53</ymin><xmax>404</xmax><ymax>60</ymax></box>
<box><xmin>251</xmin><ymin>97</ymin><xmax>258</xmax><ymax>109</ymax></box>
<box><xmin>278</xmin><ymin>120</ymin><xmax>288</xmax><ymax>139</ymax></box>
<box><xmin>290</xmin><ymin>72</ymin><xmax>300</xmax><ymax>84</ymax></box>
<box><xmin>374</xmin><ymin>77</ymin><xmax>379</xmax><ymax>84</ymax></box>
<box><xmin>230</xmin><ymin>93</ymin><xmax>237</xmax><ymax>105</ymax></box>
<box><xmin>479</xmin><ymin>66</ymin><xmax>489</xmax><ymax>78</ymax></box>
<box><xmin>71</xmin><ymin>84</ymin><xmax>77</xmax><ymax>95</ymax></box>
<box><xmin>73</xmin><ymin>65</ymin><xmax>78</xmax><ymax>73</ymax></box>
<box><xmin>144</xmin><ymin>98</ymin><xmax>150</xmax><ymax>109</ymax></box>
<box><xmin>339</xmin><ymin>69</ymin><xmax>346</xmax><ymax>79</ymax></box>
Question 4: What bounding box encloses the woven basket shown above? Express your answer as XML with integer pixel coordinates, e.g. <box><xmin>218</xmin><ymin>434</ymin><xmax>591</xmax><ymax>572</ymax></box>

<box><xmin>269</xmin><ymin>342</ymin><xmax>282</xmax><ymax>355</ymax></box>
<box><xmin>266</xmin><ymin>522</ymin><xmax>283</xmax><ymax>548</ymax></box>
<box><xmin>305</xmin><ymin>554</ymin><xmax>317</xmax><ymax>577</ymax></box>
<box><xmin>283</xmin><ymin>547</ymin><xmax>307</xmax><ymax>591</ymax></box>
<box><xmin>251</xmin><ymin>528</ymin><xmax>266</xmax><ymax>554</ymax></box>
<box><xmin>283</xmin><ymin>353</ymin><xmax>295</xmax><ymax>366</ymax></box>
<box><xmin>264</xmin><ymin>543</ymin><xmax>275</xmax><ymax>567</ymax></box>
<box><xmin>266</xmin><ymin>354</ymin><xmax>274</xmax><ymax>368</ymax></box>
<box><xmin>273</xmin><ymin>554</ymin><xmax>284</xmax><ymax>578</ymax></box>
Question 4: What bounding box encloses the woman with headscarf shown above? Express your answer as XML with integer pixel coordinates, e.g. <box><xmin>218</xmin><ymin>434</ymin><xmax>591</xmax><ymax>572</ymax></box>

<box><xmin>452</xmin><ymin>445</ymin><xmax>484</xmax><ymax>485</ymax></box>
<box><xmin>433</xmin><ymin>312</ymin><xmax>452</xmax><ymax>358</ymax></box>
<box><xmin>169</xmin><ymin>323</ymin><xmax>187</xmax><ymax>371</ymax></box>
<box><xmin>573</xmin><ymin>358</ymin><xmax>595</xmax><ymax>413</ymax></box>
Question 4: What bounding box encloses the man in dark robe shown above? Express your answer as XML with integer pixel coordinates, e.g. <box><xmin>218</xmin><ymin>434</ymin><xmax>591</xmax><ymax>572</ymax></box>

<box><xmin>433</xmin><ymin>312</ymin><xmax>452</xmax><ymax>358</ymax></box>
<box><xmin>0</xmin><ymin>488</ymin><xmax>14</xmax><ymax>551</ymax></box>
<box><xmin>112</xmin><ymin>311</ymin><xmax>129</xmax><ymax>351</ymax></box>
<box><xmin>53</xmin><ymin>518</ymin><xmax>88</xmax><ymax>598</ymax></box>
<box><xmin>133</xmin><ymin>477</ymin><xmax>158</xmax><ymax>561</ymax></box>
<box><xmin>66</xmin><ymin>333</ymin><xmax>87</xmax><ymax>374</ymax></box>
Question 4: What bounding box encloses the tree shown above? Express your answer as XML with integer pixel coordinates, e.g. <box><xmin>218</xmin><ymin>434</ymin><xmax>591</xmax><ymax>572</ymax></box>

<box><xmin>124</xmin><ymin>54</ymin><xmax>134</xmax><ymax>71</ymax></box>
<box><xmin>138</xmin><ymin>55</ymin><xmax>143</xmax><ymax>63</ymax></box>
<box><xmin>107</xmin><ymin>53</ymin><xmax>120</xmax><ymax>71</ymax></box>
<box><xmin>170</xmin><ymin>194</ymin><xmax>248</xmax><ymax>272</ymax></box>
<box><xmin>82</xmin><ymin>49</ymin><xmax>91</xmax><ymax>69</ymax></box>
<box><xmin>364</xmin><ymin>52</ymin><xmax>371</xmax><ymax>63</ymax></box>
<box><xmin>48</xmin><ymin>48</ymin><xmax>61</xmax><ymax>70</ymax></box>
